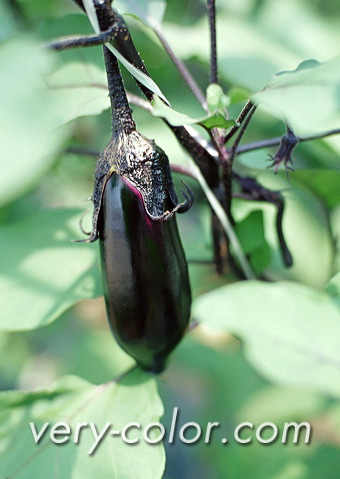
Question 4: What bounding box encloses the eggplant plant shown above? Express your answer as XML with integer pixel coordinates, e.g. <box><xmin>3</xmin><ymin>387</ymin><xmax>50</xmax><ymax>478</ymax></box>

<box><xmin>1</xmin><ymin>0</ymin><xmax>340</xmax><ymax>478</ymax></box>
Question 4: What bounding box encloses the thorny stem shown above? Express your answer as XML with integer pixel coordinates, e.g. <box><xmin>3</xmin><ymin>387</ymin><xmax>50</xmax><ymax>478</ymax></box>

<box><xmin>207</xmin><ymin>0</ymin><xmax>218</xmax><ymax>85</ymax></box>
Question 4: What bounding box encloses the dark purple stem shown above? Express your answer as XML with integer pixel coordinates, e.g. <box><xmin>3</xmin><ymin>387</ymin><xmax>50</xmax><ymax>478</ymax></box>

<box><xmin>207</xmin><ymin>0</ymin><xmax>218</xmax><ymax>84</ymax></box>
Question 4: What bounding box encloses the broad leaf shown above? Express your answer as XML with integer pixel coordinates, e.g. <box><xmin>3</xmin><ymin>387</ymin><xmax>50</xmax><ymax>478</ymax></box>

<box><xmin>291</xmin><ymin>169</ymin><xmax>340</xmax><ymax>209</ymax></box>
<box><xmin>152</xmin><ymin>95</ymin><xmax>235</xmax><ymax>129</ymax></box>
<box><xmin>253</xmin><ymin>58</ymin><xmax>340</xmax><ymax>136</ymax></box>
<box><xmin>193</xmin><ymin>281</ymin><xmax>340</xmax><ymax>398</ymax></box>
<box><xmin>0</xmin><ymin>209</ymin><xmax>101</xmax><ymax>331</ymax></box>
<box><xmin>0</xmin><ymin>1</ymin><xmax>17</xmax><ymax>41</ymax></box>
<box><xmin>47</xmin><ymin>62</ymin><xmax>110</xmax><ymax>124</ymax></box>
<box><xmin>235</xmin><ymin>210</ymin><xmax>271</xmax><ymax>274</ymax></box>
<box><xmin>0</xmin><ymin>38</ymin><xmax>70</xmax><ymax>207</ymax></box>
<box><xmin>0</xmin><ymin>373</ymin><xmax>165</xmax><ymax>479</ymax></box>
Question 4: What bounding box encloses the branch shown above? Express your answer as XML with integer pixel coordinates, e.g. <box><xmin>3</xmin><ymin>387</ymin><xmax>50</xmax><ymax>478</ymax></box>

<box><xmin>188</xmin><ymin>158</ymin><xmax>256</xmax><ymax>280</ymax></box>
<box><xmin>229</xmin><ymin>104</ymin><xmax>257</xmax><ymax>163</ymax></box>
<box><xmin>224</xmin><ymin>100</ymin><xmax>254</xmax><ymax>144</ymax></box>
<box><xmin>233</xmin><ymin>127</ymin><xmax>340</xmax><ymax>155</ymax></box>
<box><xmin>207</xmin><ymin>0</ymin><xmax>218</xmax><ymax>85</ymax></box>
<box><xmin>152</xmin><ymin>26</ymin><xmax>208</xmax><ymax>111</ymax></box>
<box><xmin>127</xmin><ymin>92</ymin><xmax>152</xmax><ymax>112</ymax></box>
<box><xmin>67</xmin><ymin>146</ymin><xmax>98</xmax><ymax>157</ymax></box>
<box><xmin>170</xmin><ymin>164</ymin><xmax>197</xmax><ymax>180</ymax></box>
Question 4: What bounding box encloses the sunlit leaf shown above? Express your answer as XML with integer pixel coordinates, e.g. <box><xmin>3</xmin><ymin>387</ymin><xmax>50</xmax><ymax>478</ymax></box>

<box><xmin>47</xmin><ymin>62</ymin><xmax>110</xmax><ymax>124</ymax></box>
<box><xmin>194</xmin><ymin>281</ymin><xmax>340</xmax><ymax>397</ymax></box>
<box><xmin>0</xmin><ymin>373</ymin><xmax>165</xmax><ymax>479</ymax></box>
<box><xmin>0</xmin><ymin>38</ymin><xmax>70</xmax><ymax>207</ymax></box>
<box><xmin>152</xmin><ymin>95</ymin><xmax>235</xmax><ymax>129</ymax></box>
<box><xmin>291</xmin><ymin>169</ymin><xmax>340</xmax><ymax>208</ymax></box>
<box><xmin>253</xmin><ymin>58</ymin><xmax>340</xmax><ymax>136</ymax></box>
<box><xmin>0</xmin><ymin>209</ymin><xmax>101</xmax><ymax>331</ymax></box>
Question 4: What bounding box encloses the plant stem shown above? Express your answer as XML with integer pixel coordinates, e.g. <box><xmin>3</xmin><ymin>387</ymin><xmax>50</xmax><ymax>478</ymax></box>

<box><xmin>234</xmin><ymin>127</ymin><xmax>340</xmax><ymax>154</ymax></box>
<box><xmin>188</xmin><ymin>158</ymin><xmax>256</xmax><ymax>280</ymax></box>
<box><xmin>153</xmin><ymin>26</ymin><xmax>208</xmax><ymax>111</ymax></box>
<box><xmin>229</xmin><ymin>104</ymin><xmax>257</xmax><ymax>162</ymax></box>
<box><xmin>224</xmin><ymin>100</ymin><xmax>254</xmax><ymax>144</ymax></box>
<box><xmin>207</xmin><ymin>0</ymin><xmax>218</xmax><ymax>84</ymax></box>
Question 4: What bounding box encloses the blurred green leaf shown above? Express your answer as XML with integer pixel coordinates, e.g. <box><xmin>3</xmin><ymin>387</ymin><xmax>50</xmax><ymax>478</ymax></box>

<box><xmin>291</xmin><ymin>169</ymin><xmax>340</xmax><ymax>208</ymax></box>
<box><xmin>250</xmin><ymin>243</ymin><xmax>272</xmax><ymax>275</ymax></box>
<box><xmin>152</xmin><ymin>94</ymin><xmax>235</xmax><ymax>129</ymax></box>
<box><xmin>0</xmin><ymin>1</ymin><xmax>17</xmax><ymax>41</ymax></box>
<box><xmin>235</xmin><ymin>210</ymin><xmax>266</xmax><ymax>255</ymax></box>
<box><xmin>0</xmin><ymin>209</ymin><xmax>101</xmax><ymax>331</ymax></box>
<box><xmin>228</xmin><ymin>86</ymin><xmax>251</xmax><ymax>105</ymax></box>
<box><xmin>247</xmin><ymin>172</ymin><xmax>334</xmax><ymax>288</ymax></box>
<box><xmin>47</xmin><ymin>62</ymin><xmax>110</xmax><ymax>124</ymax></box>
<box><xmin>193</xmin><ymin>281</ymin><xmax>340</xmax><ymax>397</ymax></box>
<box><xmin>0</xmin><ymin>372</ymin><xmax>165</xmax><ymax>479</ymax></box>
<box><xmin>237</xmin><ymin>386</ymin><xmax>325</xmax><ymax>425</ymax></box>
<box><xmin>116</xmin><ymin>0</ymin><xmax>166</xmax><ymax>28</ymax></box>
<box><xmin>234</xmin><ymin>210</ymin><xmax>271</xmax><ymax>274</ymax></box>
<box><xmin>253</xmin><ymin>58</ymin><xmax>340</xmax><ymax>136</ymax></box>
<box><xmin>0</xmin><ymin>38</ymin><xmax>70</xmax><ymax>207</ymax></box>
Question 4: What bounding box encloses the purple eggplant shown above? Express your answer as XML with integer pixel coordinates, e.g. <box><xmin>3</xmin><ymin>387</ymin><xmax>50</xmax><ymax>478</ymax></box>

<box><xmin>98</xmin><ymin>173</ymin><xmax>191</xmax><ymax>373</ymax></box>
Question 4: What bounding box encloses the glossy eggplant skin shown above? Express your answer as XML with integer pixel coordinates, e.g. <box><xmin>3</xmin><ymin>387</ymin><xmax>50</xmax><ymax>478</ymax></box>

<box><xmin>98</xmin><ymin>173</ymin><xmax>191</xmax><ymax>373</ymax></box>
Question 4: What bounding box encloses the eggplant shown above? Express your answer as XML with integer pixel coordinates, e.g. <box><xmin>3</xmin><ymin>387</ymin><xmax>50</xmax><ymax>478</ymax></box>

<box><xmin>70</xmin><ymin>0</ymin><xmax>194</xmax><ymax>372</ymax></box>
<box><xmin>98</xmin><ymin>173</ymin><xmax>191</xmax><ymax>373</ymax></box>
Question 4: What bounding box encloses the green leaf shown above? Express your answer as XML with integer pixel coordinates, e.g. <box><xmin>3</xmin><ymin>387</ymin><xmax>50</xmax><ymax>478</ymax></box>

<box><xmin>0</xmin><ymin>373</ymin><xmax>165</xmax><ymax>479</ymax></box>
<box><xmin>291</xmin><ymin>169</ymin><xmax>340</xmax><ymax>208</ymax></box>
<box><xmin>0</xmin><ymin>38</ymin><xmax>70</xmax><ymax>207</ymax></box>
<box><xmin>116</xmin><ymin>0</ymin><xmax>166</xmax><ymax>28</ymax></box>
<box><xmin>193</xmin><ymin>281</ymin><xmax>340</xmax><ymax>397</ymax></box>
<box><xmin>47</xmin><ymin>62</ymin><xmax>110</xmax><ymax>124</ymax></box>
<box><xmin>244</xmin><ymin>171</ymin><xmax>334</xmax><ymax>288</ymax></box>
<box><xmin>0</xmin><ymin>1</ymin><xmax>17</xmax><ymax>41</ymax></box>
<box><xmin>151</xmin><ymin>95</ymin><xmax>235</xmax><ymax>129</ymax></box>
<box><xmin>0</xmin><ymin>209</ymin><xmax>101</xmax><ymax>331</ymax></box>
<box><xmin>249</xmin><ymin>243</ymin><xmax>272</xmax><ymax>275</ymax></box>
<box><xmin>235</xmin><ymin>210</ymin><xmax>266</xmax><ymax>255</ymax></box>
<box><xmin>253</xmin><ymin>57</ymin><xmax>340</xmax><ymax>136</ymax></box>
<box><xmin>228</xmin><ymin>86</ymin><xmax>251</xmax><ymax>105</ymax></box>
<box><xmin>234</xmin><ymin>210</ymin><xmax>271</xmax><ymax>274</ymax></box>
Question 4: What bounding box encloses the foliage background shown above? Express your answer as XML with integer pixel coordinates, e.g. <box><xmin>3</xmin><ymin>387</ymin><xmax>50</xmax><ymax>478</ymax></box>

<box><xmin>0</xmin><ymin>0</ymin><xmax>339</xmax><ymax>478</ymax></box>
